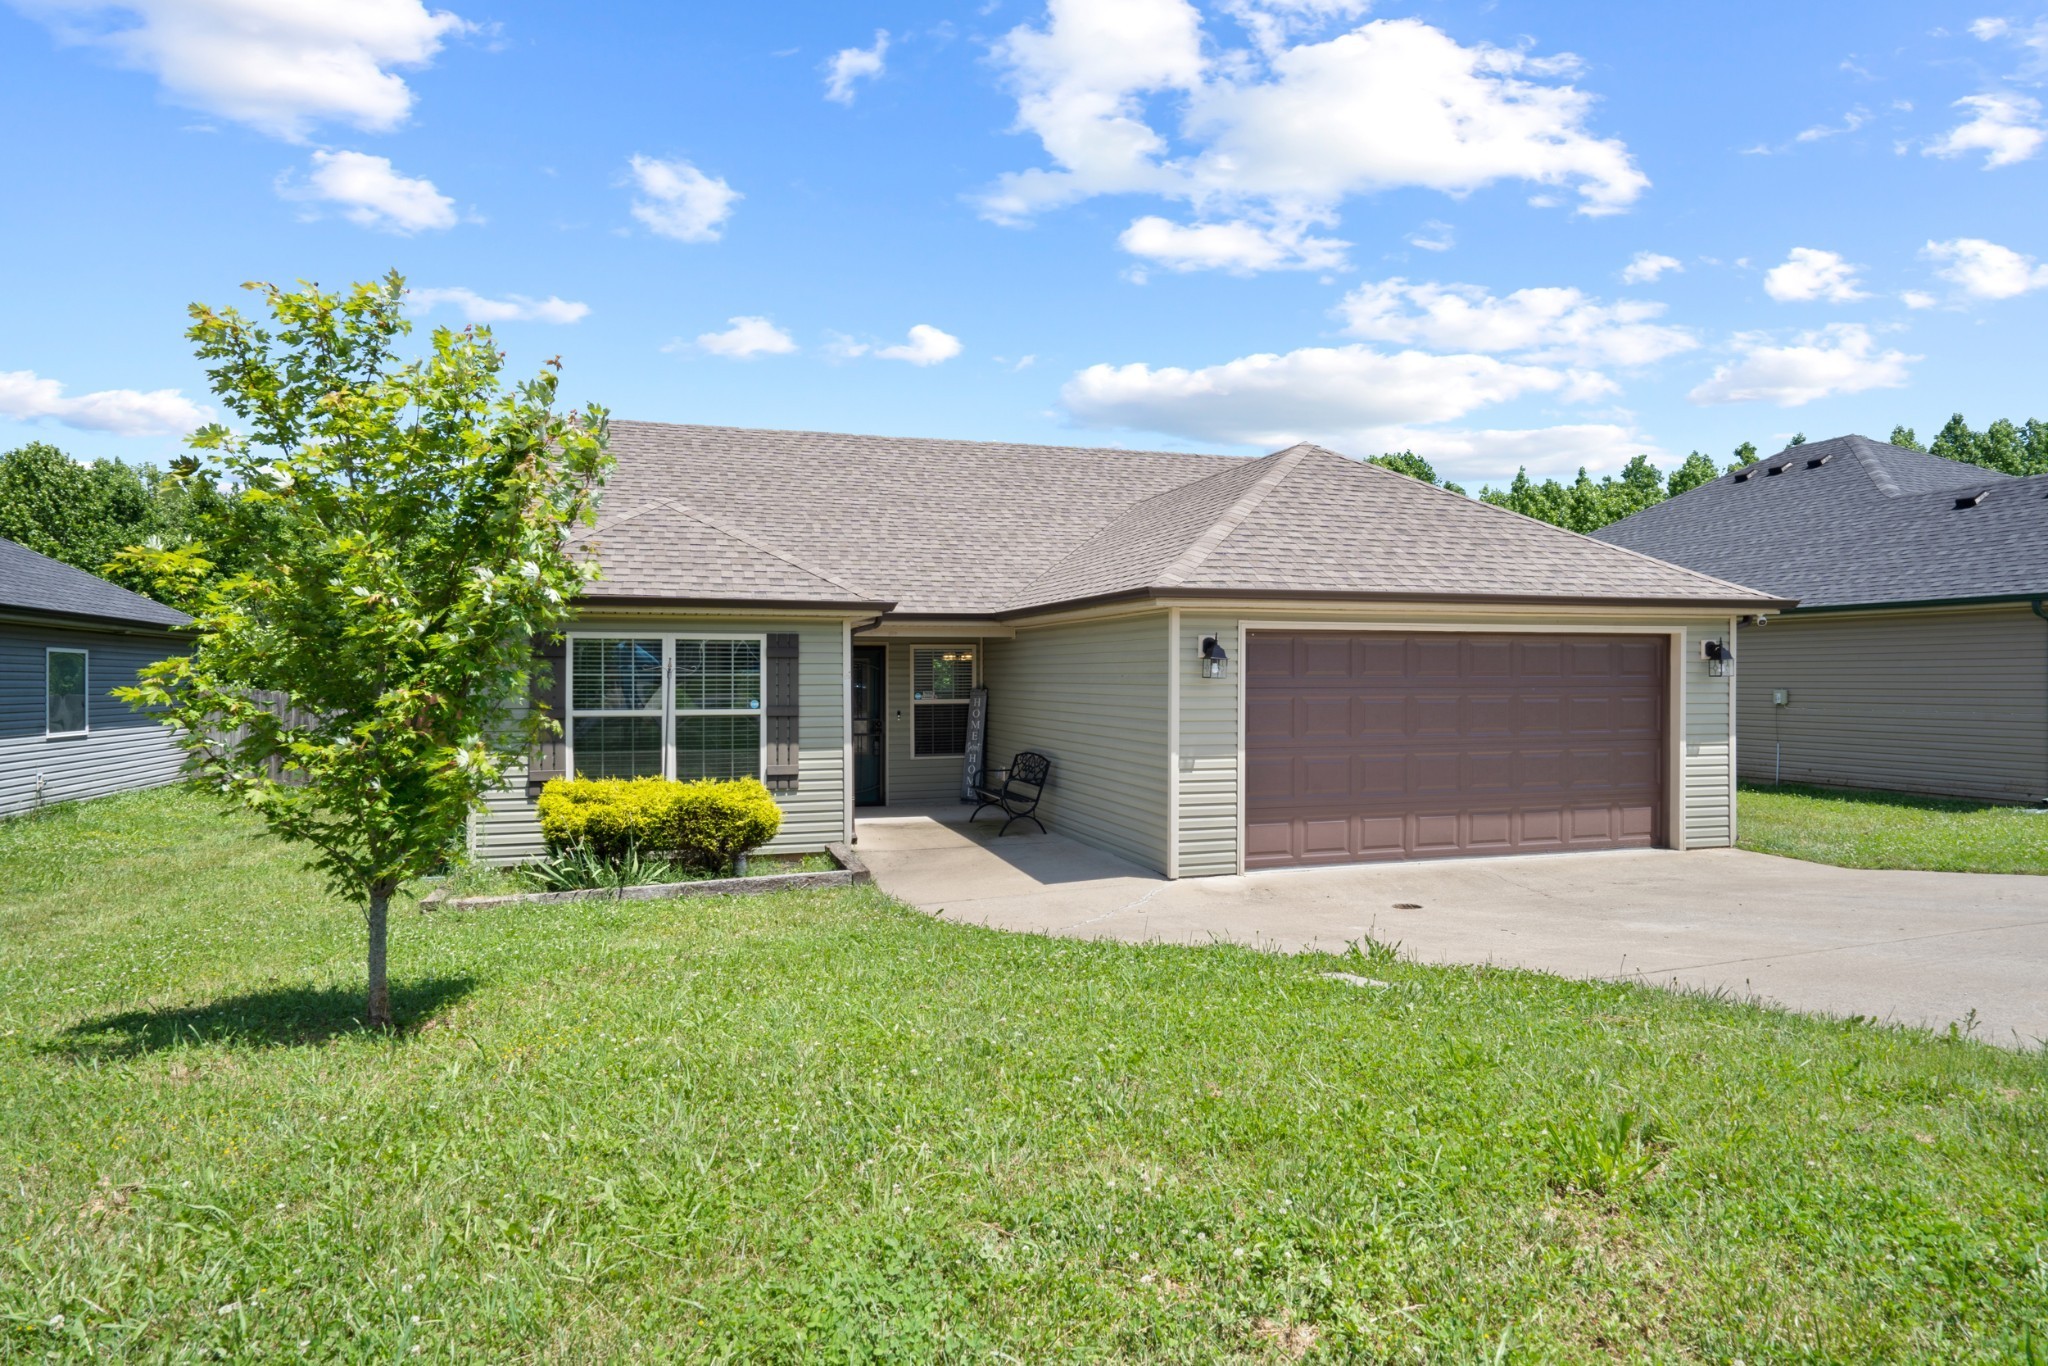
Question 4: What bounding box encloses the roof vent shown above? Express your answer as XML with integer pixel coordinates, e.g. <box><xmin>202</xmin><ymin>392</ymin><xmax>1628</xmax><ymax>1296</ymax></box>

<box><xmin>1955</xmin><ymin>490</ymin><xmax>1987</xmax><ymax>509</ymax></box>
<box><xmin>1732</xmin><ymin>469</ymin><xmax>1754</xmax><ymax>483</ymax></box>
<box><xmin>1766</xmin><ymin>464</ymin><xmax>1789</xmax><ymax>476</ymax></box>
<box><xmin>1805</xmin><ymin>454</ymin><xmax>1832</xmax><ymax>469</ymax></box>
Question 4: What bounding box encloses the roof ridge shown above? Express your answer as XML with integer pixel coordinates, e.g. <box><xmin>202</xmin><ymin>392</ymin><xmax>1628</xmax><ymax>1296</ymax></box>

<box><xmin>610</xmin><ymin>418</ymin><xmax>1243</xmax><ymax>466</ymax></box>
<box><xmin>581</xmin><ymin>496</ymin><xmax>875</xmax><ymax>597</ymax></box>
<box><xmin>1842</xmin><ymin>435</ymin><xmax>1905</xmax><ymax>498</ymax></box>
<box><xmin>1351</xmin><ymin>454</ymin><xmax>1779</xmax><ymax>602</ymax></box>
<box><xmin>661</xmin><ymin>500</ymin><xmax>876</xmax><ymax>597</ymax></box>
<box><xmin>1154</xmin><ymin>445</ymin><xmax>1317</xmax><ymax>588</ymax></box>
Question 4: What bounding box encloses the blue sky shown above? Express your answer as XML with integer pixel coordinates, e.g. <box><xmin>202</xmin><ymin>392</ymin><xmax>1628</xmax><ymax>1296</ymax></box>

<box><xmin>2</xmin><ymin>0</ymin><xmax>2044</xmax><ymax>486</ymax></box>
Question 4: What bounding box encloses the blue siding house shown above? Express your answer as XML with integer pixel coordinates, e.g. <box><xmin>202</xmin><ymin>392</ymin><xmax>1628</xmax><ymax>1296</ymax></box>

<box><xmin>0</xmin><ymin>535</ymin><xmax>192</xmax><ymax>818</ymax></box>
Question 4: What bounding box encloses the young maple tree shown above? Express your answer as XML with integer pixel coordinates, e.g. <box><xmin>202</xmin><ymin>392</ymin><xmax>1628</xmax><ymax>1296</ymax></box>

<box><xmin>123</xmin><ymin>272</ymin><xmax>610</xmax><ymax>1027</ymax></box>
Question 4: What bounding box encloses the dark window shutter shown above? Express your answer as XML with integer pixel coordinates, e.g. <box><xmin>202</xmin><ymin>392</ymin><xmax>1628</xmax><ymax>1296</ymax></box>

<box><xmin>764</xmin><ymin>632</ymin><xmax>800</xmax><ymax>793</ymax></box>
<box><xmin>527</xmin><ymin>634</ymin><xmax>567</xmax><ymax>798</ymax></box>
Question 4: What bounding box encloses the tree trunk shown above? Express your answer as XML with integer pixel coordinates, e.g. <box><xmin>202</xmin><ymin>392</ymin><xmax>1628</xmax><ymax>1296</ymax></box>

<box><xmin>366</xmin><ymin>878</ymin><xmax>396</xmax><ymax>1029</ymax></box>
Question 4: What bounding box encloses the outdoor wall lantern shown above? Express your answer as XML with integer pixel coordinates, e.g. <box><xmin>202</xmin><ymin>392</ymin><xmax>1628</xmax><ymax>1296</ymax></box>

<box><xmin>1199</xmin><ymin>635</ymin><xmax>1228</xmax><ymax>679</ymax></box>
<box><xmin>1702</xmin><ymin>639</ymin><xmax>1734</xmax><ymax>677</ymax></box>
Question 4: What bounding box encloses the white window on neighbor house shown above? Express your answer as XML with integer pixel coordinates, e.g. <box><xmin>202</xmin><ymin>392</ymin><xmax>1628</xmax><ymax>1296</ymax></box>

<box><xmin>911</xmin><ymin>645</ymin><xmax>975</xmax><ymax>758</ymax></box>
<box><xmin>565</xmin><ymin>635</ymin><xmax>764</xmax><ymax>782</ymax></box>
<box><xmin>46</xmin><ymin>648</ymin><xmax>88</xmax><ymax>738</ymax></box>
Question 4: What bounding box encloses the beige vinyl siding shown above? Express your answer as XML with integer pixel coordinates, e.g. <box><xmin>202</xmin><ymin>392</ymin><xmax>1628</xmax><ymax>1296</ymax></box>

<box><xmin>882</xmin><ymin>639</ymin><xmax>986</xmax><ymax>805</ymax></box>
<box><xmin>1736</xmin><ymin>603</ymin><xmax>2048</xmax><ymax>803</ymax></box>
<box><xmin>0</xmin><ymin>622</ymin><xmax>188</xmax><ymax>819</ymax></box>
<box><xmin>468</xmin><ymin>615</ymin><xmax>849</xmax><ymax>864</ymax></box>
<box><xmin>983</xmin><ymin>613</ymin><xmax>1172</xmax><ymax>872</ymax></box>
<box><xmin>1176</xmin><ymin>615</ymin><xmax>1242</xmax><ymax>877</ymax></box>
<box><xmin>1682</xmin><ymin>623</ymin><xmax>1734</xmax><ymax>848</ymax></box>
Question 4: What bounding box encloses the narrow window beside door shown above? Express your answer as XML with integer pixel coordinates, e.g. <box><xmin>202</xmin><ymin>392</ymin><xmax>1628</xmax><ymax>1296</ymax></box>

<box><xmin>912</xmin><ymin>646</ymin><xmax>975</xmax><ymax>757</ymax></box>
<box><xmin>46</xmin><ymin>648</ymin><xmax>88</xmax><ymax>737</ymax></box>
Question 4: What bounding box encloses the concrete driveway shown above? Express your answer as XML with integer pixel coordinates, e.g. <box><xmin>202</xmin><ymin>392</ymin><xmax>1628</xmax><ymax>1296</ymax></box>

<box><xmin>856</xmin><ymin>807</ymin><xmax>2048</xmax><ymax>1048</ymax></box>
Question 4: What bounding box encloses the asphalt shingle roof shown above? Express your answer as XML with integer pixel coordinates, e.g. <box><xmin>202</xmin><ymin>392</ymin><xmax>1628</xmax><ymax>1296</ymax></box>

<box><xmin>0</xmin><ymin>535</ymin><xmax>191</xmax><ymax>630</ymax></box>
<box><xmin>1591</xmin><ymin>434</ymin><xmax>2048</xmax><ymax>609</ymax></box>
<box><xmin>588</xmin><ymin>422</ymin><xmax>1783</xmax><ymax>616</ymax></box>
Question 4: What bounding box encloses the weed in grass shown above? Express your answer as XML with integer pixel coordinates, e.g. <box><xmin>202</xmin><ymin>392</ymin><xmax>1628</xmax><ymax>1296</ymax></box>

<box><xmin>1553</xmin><ymin>1108</ymin><xmax>1668</xmax><ymax>1196</ymax></box>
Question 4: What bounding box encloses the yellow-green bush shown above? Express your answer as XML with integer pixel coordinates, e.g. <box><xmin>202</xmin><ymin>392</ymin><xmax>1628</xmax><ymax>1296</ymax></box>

<box><xmin>536</xmin><ymin>777</ymin><xmax>782</xmax><ymax>871</ymax></box>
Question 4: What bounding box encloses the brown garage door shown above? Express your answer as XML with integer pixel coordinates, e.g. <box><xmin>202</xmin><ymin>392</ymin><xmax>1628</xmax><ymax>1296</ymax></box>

<box><xmin>1245</xmin><ymin>631</ymin><xmax>1666</xmax><ymax>869</ymax></box>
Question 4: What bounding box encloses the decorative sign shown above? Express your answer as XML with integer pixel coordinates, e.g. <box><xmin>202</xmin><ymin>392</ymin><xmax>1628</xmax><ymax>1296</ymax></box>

<box><xmin>960</xmin><ymin>686</ymin><xmax>989</xmax><ymax>801</ymax></box>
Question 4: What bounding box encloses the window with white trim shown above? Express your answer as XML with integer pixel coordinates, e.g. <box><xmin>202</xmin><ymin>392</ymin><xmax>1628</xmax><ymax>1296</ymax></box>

<box><xmin>911</xmin><ymin>645</ymin><xmax>975</xmax><ymax>757</ymax></box>
<box><xmin>46</xmin><ymin>648</ymin><xmax>87</xmax><ymax>737</ymax></box>
<box><xmin>565</xmin><ymin>635</ymin><xmax>764</xmax><ymax>782</ymax></box>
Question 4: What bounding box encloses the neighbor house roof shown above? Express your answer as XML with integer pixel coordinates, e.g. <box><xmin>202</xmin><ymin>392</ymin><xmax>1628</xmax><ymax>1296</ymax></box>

<box><xmin>0</xmin><ymin>535</ymin><xmax>192</xmax><ymax>631</ymax></box>
<box><xmin>582</xmin><ymin>421</ymin><xmax>1784</xmax><ymax>617</ymax></box>
<box><xmin>1591</xmin><ymin>434</ymin><xmax>2048</xmax><ymax>611</ymax></box>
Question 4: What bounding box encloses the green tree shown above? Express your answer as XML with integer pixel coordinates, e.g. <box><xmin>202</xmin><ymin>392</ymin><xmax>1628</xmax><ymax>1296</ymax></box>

<box><xmin>1666</xmin><ymin>450</ymin><xmax>1719</xmax><ymax>496</ymax></box>
<box><xmin>1930</xmin><ymin>412</ymin><xmax>1977</xmax><ymax>467</ymax></box>
<box><xmin>0</xmin><ymin>442</ymin><xmax>163</xmax><ymax>570</ymax></box>
<box><xmin>1787</xmin><ymin>432</ymin><xmax>1806</xmax><ymax>446</ymax></box>
<box><xmin>1888</xmin><ymin>425</ymin><xmax>1924</xmax><ymax>451</ymax></box>
<box><xmin>120</xmin><ymin>273</ymin><xmax>612</xmax><ymax>1028</ymax></box>
<box><xmin>1728</xmin><ymin>441</ymin><xmax>1758</xmax><ymax>470</ymax></box>
<box><xmin>1367</xmin><ymin>449</ymin><xmax>1467</xmax><ymax>495</ymax></box>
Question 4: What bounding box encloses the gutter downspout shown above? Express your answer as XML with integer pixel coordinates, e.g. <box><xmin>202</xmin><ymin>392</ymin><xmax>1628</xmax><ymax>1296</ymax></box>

<box><xmin>2033</xmin><ymin>598</ymin><xmax>2048</xmax><ymax>806</ymax></box>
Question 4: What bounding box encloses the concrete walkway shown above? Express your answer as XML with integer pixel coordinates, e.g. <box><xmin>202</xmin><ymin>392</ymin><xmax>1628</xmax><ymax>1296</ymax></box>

<box><xmin>856</xmin><ymin>807</ymin><xmax>2048</xmax><ymax>1048</ymax></box>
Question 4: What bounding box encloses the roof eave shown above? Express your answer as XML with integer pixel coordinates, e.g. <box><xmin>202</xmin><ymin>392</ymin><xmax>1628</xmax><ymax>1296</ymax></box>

<box><xmin>573</xmin><ymin>591</ymin><xmax>898</xmax><ymax>614</ymax></box>
<box><xmin>1780</xmin><ymin>590</ymin><xmax>2048</xmax><ymax>616</ymax></box>
<box><xmin>0</xmin><ymin>602</ymin><xmax>194</xmax><ymax>634</ymax></box>
<box><xmin>998</xmin><ymin>584</ymin><xmax>1794</xmax><ymax>620</ymax></box>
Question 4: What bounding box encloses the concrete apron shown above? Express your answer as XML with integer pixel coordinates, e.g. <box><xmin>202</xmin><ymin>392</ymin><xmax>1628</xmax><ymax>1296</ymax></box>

<box><xmin>854</xmin><ymin>810</ymin><xmax>2048</xmax><ymax>1049</ymax></box>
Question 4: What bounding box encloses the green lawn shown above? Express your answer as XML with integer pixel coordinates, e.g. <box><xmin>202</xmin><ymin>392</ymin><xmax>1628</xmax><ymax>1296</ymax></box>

<box><xmin>1740</xmin><ymin>781</ymin><xmax>2048</xmax><ymax>875</ymax></box>
<box><xmin>3</xmin><ymin>790</ymin><xmax>2046</xmax><ymax>1361</ymax></box>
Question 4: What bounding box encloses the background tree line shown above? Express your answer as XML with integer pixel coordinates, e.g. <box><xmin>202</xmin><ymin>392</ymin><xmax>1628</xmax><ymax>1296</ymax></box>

<box><xmin>0</xmin><ymin>440</ymin><xmax>264</xmax><ymax>610</ymax></box>
<box><xmin>1369</xmin><ymin>412</ymin><xmax>2048</xmax><ymax>535</ymax></box>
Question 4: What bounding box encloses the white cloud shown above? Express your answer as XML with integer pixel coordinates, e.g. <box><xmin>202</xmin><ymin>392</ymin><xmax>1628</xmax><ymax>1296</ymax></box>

<box><xmin>1406</xmin><ymin>220</ymin><xmax>1455</xmax><ymax>252</ymax></box>
<box><xmin>1062</xmin><ymin>343</ymin><xmax>1585</xmax><ymax>447</ymax></box>
<box><xmin>1923</xmin><ymin>236</ymin><xmax>2048</xmax><ymax>299</ymax></box>
<box><xmin>879</xmin><ymin>324</ymin><xmax>963</xmax><ymax>365</ymax></box>
<box><xmin>1762</xmin><ymin>247</ymin><xmax>1868</xmax><ymax>303</ymax></box>
<box><xmin>823</xmin><ymin>29</ymin><xmax>888</xmax><ymax>104</ymax></box>
<box><xmin>1794</xmin><ymin>107</ymin><xmax>1871</xmax><ymax>143</ymax></box>
<box><xmin>0</xmin><ymin>369</ymin><xmax>206</xmax><ymax>436</ymax></box>
<box><xmin>1620</xmin><ymin>251</ymin><xmax>1682</xmax><ymax>284</ymax></box>
<box><xmin>627</xmin><ymin>155</ymin><xmax>739</xmax><ymax>242</ymax></box>
<box><xmin>1687</xmin><ymin>324</ymin><xmax>1915</xmax><ymax>407</ymax></box>
<box><xmin>1118</xmin><ymin>214</ymin><xmax>1347</xmax><ymax>273</ymax></box>
<box><xmin>18</xmin><ymin>0</ymin><xmax>468</xmax><ymax>141</ymax></box>
<box><xmin>1970</xmin><ymin>14</ymin><xmax>2048</xmax><ymax>79</ymax></box>
<box><xmin>1342</xmin><ymin>421</ymin><xmax>1666</xmax><ymax>482</ymax></box>
<box><xmin>1924</xmin><ymin>91</ymin><xmax>2045</xmax><ymax>168</ymax></box>
<box><xmin>695</xmin><ymin>316</ymin><xmax>798</xmax><ymax>358</ymax></box>
<box><xmin>1337</xmin><ymin>278</ymin><xmax>1698</xmax><ymax>368</ymax></box>
<box><xmin>408</xmin><ymin>287</ymin><xmax>588</xmax><ymax>324</ymax></box>
<box><xmin>982</xmin><ymin>6</ymin><xmax>1647</xmax><ymax>271</ymax></box>
<box><xmin>282</xmin><ymin>149</ymin><xmax>455</xmax><ymax>233</ymax></box>
<box><xmin>1900</xmin><ymin>289</ymin><xmax>1939</xmax><ymax>309</ymax></box>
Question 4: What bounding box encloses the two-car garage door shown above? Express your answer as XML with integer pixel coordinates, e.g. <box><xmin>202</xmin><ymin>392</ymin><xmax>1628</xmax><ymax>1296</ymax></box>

<box><xmin>1245</xmin><ymin>631</ymin><xmax>1667</xmax><ymax>870</ymax></box>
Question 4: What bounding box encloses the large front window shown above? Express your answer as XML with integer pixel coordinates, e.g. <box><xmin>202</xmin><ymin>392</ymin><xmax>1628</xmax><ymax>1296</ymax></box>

<box><xmin>567</xmin><ymin>635</ymin><xmax>763</xmax><ymax>782</ymax></box>
<box><xmin>912</xmin><ymin>645</ymin><xmax>975</xmax><ymax>757</ymax></box>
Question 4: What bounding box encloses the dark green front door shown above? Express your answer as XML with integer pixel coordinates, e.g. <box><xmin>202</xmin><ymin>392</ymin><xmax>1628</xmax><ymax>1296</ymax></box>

<box><xmin>853</xmin><ymin>646</ymin><xmax>885</xmax><ymax>806</ymax></box>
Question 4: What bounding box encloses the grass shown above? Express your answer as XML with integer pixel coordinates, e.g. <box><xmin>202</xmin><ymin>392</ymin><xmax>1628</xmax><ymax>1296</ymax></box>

<box><xmin>1739</xmin><ymin>780</ymin><xmax>2048</xmax><ymax>875</ymax></box>
<box><xmin>1</xmin><ymin>789</ymin><xmax>2045</xmax><ymax>1361</ymax></box>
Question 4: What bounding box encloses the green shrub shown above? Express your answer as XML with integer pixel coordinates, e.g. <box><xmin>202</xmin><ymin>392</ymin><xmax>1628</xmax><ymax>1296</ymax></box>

<box><xmin>536</xmin><ymin>777</ymin><xmax>782</xmax><ymax>872</ymax></box>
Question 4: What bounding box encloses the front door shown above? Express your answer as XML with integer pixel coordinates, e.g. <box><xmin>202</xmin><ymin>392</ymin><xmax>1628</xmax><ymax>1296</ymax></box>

<box><xmin>853</xmin><ymin>646</ymin><xmax>885</xmax><ymax>805</ymax></box>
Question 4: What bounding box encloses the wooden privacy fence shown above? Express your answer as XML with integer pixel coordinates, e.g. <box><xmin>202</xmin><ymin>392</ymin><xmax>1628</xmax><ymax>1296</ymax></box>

<box><xmin>202</xmin><ymin>689</ymin><xmax>323</xmax><ymax>786</ymax></box>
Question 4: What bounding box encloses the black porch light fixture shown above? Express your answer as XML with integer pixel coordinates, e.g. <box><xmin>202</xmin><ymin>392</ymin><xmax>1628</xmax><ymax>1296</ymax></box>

<box><xmin>1199</xmin><ymin>635</ymin><xmax>1228</xmax><ymax>679</ymax></box>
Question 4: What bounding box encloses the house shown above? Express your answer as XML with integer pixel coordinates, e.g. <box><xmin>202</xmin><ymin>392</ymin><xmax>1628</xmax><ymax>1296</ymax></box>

<box><xmin>1594</xmin><ymin>434</ymin><xmax>2048</xmax><ymax>804</ymax></box>
<box><xmin>471</xmin><ymin>423</ymin><xmax>1785</xmax><ymax>874</ymax></box>
<box><xmin>0</xmin><ymin>534</ymin><xmax>192</xmax><ymax>818</ymax></box>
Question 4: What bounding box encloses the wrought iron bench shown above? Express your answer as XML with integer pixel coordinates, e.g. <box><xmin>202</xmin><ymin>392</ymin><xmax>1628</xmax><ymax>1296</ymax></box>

<box><xmin>969</xmin><ymin>750</ymin><xmax>1050</xmax><ymax>836</ymax></box>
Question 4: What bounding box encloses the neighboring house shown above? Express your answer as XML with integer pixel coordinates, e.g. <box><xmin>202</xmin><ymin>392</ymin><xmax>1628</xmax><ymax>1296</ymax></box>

<box><xmin>0</xmin><ymin>535</ymin><xmax>192</xmax><ymax>818</ymax></box>
<box><xmin>1595</xmin><ymin>434</ymin><xmax>2048</xmax><ymax>804</ymax></box>
<box><xmin>472</xmin><ymin>424</ymin><xmax>1783</xmax><ymax>874</ymax></box>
